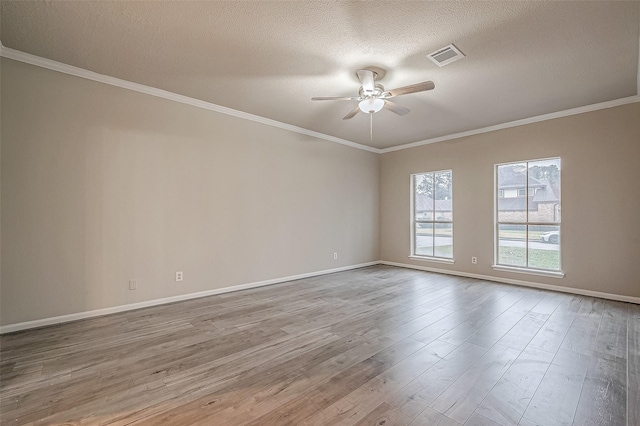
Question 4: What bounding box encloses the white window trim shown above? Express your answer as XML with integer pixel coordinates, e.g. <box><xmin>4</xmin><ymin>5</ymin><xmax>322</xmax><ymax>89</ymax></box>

<box><xmin>494</xmin><ymin>157</ymin><xmax>563</xmax><ymax>275</ymax></box>
<box><xmin>492</xmin><ymin>265</ymin><xmax>564</xmax><ymax>278</ymax></box>
<box><xmin>410</xmin><ymin>256</ymin><xmax>455</xmax><ymax>264</ymax></box>
<box><xmin>410</xmin><ymin>170</ymin><xmax>454</xmax><ymax>261</ymax></box>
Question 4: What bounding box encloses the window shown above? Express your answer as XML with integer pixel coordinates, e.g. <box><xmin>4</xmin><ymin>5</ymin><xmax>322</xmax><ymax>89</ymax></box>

<box><xmin>498</xmin><ymin>189</ymin><xmax>504</xmax><ymax>198</ymax></box>
<box><xmin>495</xmin><ymin>158</ymin><xmax>561</xmax><ymax>272</ymax></box>
<box><xmin>411</xmin><ymin>170</ymin><xmax>453</xmax><ymax>260</ymax></box>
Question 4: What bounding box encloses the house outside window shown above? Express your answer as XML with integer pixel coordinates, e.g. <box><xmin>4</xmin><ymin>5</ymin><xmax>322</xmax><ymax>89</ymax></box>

<box><xmin>495</xmin><ymin>158</ymin><xmax>561</xmax><ymax>273</ymax></box>
<box><xmin>411</xmin><ymin>170</ymin><xmax>453</xmax><ymax>260</ymax></box>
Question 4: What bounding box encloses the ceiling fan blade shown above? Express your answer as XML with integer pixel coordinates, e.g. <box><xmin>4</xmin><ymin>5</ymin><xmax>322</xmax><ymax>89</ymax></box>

<box><xmin>343</xmin><ymin>105</ymin><xmax>361</xmax><ymax>120</ymax></box>
<box><xmin>386</xmin><ymin>81</ymin><xmax>435</xmax><ymax>98</ymax></box>
<box><xmin>311</xmin><ymin>96</ymin><xmax>359</xmax><ymax>101</ymax></box>
<box><xmin>384</xmin><ymin>100</ymin><xmax>410</xmax><ymax>116</ymax></box>
<box><xmin>356</xmin><ymin>69</ymin><xmax>376</xmax><ymax>94</ymax></box>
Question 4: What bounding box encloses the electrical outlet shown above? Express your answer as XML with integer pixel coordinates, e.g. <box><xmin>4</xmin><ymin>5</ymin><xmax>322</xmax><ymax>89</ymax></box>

<box><xmin>129</xmin><ymin>279</ymin><xmax>137</xmax><ymax>290</ymax></box>
<box><xmin>176</xmin><ymin>271</ymin><xmax>183</xmax><ymax>282</ymax></box>
<box><xmin>333</xmin><ymin>252</ymin><xmax>338</xmax><ymax>260</ymax></box>
<box><xmin>471</xmin><ymin>257</ymin><xmax>477</xmax><ymax>264</ymax></box>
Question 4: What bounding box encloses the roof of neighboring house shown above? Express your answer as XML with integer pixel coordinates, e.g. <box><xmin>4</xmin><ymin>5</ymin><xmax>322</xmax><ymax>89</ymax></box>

<box><xmin>415</xmin><ymin>194</ymin><xmax>452</xmax><ymax>212</ymax></box>
<box><xmin>498</xmin><ymin>166</ymin><xmax>546</xmax><ymax>189</ymax></box>
<box><xmin>532</xmin><ymin>185</ymin><xmax>559</xmax><ymax>203</ymax></box>
<box><xmin>498</xmin><ymin>184</ymin><xmax>559</xmax><ymax>211</ymax></box>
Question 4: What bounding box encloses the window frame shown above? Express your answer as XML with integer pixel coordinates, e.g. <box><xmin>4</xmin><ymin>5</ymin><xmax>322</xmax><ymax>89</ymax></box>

<box><xmin>410</xmin><ymin>170</ymin><xmax>454</xmax><ymax>262</ymax></box>
<box><xmin>493</xmin><ymin>158</ymin><xmax>563</xmax><ymax>277</ymax></box>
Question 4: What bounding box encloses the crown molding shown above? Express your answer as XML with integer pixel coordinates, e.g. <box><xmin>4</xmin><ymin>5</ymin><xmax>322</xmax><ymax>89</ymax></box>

<box><xmin>380</xmin><ymin>95</ymin><xmax>640</xmax><ymax>153</ymax></box>
<box><xmin>2</xmin><ymin>44</ymin><xmax>638</xmax><ymax>155</ymax></box>
<box><xmin>0</xmin><ymin>44</ymin><xmax>380</xmax><ymax>154</ymax></box>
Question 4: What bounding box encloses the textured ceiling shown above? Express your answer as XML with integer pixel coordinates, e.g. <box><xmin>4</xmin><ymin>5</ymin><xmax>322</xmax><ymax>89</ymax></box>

<box><xmin>1</xmin><ymin>1</ymin><xmax>639</xmax><ymax>149</ymax></box>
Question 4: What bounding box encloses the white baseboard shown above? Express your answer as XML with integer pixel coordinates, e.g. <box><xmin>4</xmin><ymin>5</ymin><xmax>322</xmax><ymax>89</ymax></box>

<box><xmin>4</xmin><ymin>259</ymin><xmax>637</xmax><ymax>334</ymax></box>
<box><xmin>0</xmin><ymin>261</ymin><xmax>379</xmax><ymax>334</ymax></box>
<box><xmin>380</xmin><ymin>261</ymin><xmax>640</xmax><ymax>305</ymax></box>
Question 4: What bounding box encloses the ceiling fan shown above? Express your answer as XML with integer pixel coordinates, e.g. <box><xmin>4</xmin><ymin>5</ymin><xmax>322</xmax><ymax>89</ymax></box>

<box><xmin>311</xmin><ymin>69</ymin><xmax>435</xmax><ymax>120</ymax></box>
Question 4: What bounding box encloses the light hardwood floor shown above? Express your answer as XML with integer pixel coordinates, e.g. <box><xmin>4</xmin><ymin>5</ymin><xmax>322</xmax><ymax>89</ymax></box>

<box><xmin>1</xmin><ymin>266</ymin><xmax>638</xmax><ymax>425</ymax></box>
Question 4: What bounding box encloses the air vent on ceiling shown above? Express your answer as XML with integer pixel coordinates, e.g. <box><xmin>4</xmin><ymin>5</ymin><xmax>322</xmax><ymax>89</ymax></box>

<box><xmin>427</xmin><ymin>44</ymin><xmax>465</xmax><ymax>67</ymax></box>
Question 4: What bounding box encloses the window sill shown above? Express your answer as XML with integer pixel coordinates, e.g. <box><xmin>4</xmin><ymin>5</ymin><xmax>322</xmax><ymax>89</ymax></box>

<box><xmin>492</xmin><ymin>265</ymin><xmax>564</xmax><ymax>278</ymax></box>
<box><xmin>409</xmin><ymin>256</ymin><xmax>455</xmax><ymax>264</ymax></box>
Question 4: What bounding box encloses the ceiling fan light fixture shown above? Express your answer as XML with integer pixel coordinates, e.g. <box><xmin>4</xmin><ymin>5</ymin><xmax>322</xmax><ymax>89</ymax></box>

<box><xmin>358</xmin><ymin>98</ymin><xmax>385</xmax><ymax>114</ymax></box>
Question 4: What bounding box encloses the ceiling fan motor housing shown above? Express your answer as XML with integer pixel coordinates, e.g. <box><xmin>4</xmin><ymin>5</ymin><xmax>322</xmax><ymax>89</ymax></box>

<box><xmin>359</xmin><ymin>83</ymin><xmax>386</xmax><ymax>99</ymax></box>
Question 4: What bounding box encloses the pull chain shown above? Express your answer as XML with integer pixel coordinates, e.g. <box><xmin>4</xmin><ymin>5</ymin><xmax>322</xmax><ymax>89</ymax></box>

<box><xmin>370</xmin><ymin>113</ymin><xmax>373</xmax><ymax>141</ymax></box>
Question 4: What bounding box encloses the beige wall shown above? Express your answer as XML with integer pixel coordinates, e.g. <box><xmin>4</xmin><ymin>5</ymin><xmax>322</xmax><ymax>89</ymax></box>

<box><xmin>0</xmin><ymin>58</ymin><xmax>380</xmax><ymax>326</ymax></box>
<box><xmin>2</xmin><ymin>56</ymin><xmax>639</xmax><ymax>328</ymax></box>
<box><xmin>380</xmin><ymin>102</ymin><xmax>640</xmax><ymax>299</ymax></box>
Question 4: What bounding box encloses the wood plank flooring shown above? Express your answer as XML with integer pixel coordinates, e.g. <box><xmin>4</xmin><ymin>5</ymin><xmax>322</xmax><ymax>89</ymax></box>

<box><xmin>0</xmin><ymin>265</ymin><xmax>637</xmax><ymax>425</ymax></box>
